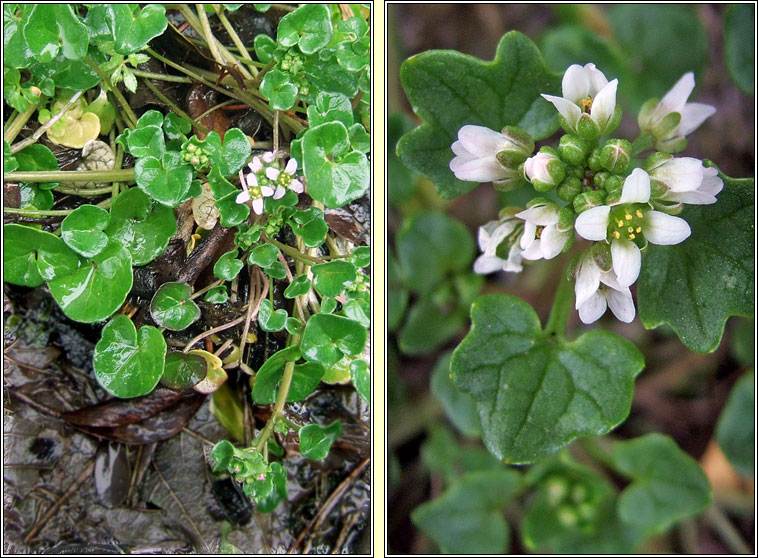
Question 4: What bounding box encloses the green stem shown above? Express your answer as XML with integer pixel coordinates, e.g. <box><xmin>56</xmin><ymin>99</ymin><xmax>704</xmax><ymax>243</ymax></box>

<box><xmin>705</xmin><ymin>506</ymin><xmax>752</xmax><ymax>554</ymax></box>
<box><xmin>194</xmin><ymin>4</ymin><xmax>225</xmax><ymax>67</ymax></box>
<box><xmin>4</xmin><ymin>102</ymin><xmax>39</xmax><ymax>144</ymax></box>
<box><xmin>631</xmin><ymin>131</ymin><xmax>654</xmax><ymax>156</ymax></box>
<box><xmin>4</xmin><ymin>169</ymin><xmax>134</xmax><ymax>183</ymax></box>
<box><xmin>190</xmin><ymin>278</ymin><xmax>225</xmax><ymax>300</ymax></box>
<box><xmin>131</xmin><ymin>69</ymin><xmax>192</xmax><ymax>84</ymax></box>
<box><xmin>84</xmin><ymin>56</ymin><xmax>138</xmax><ymax>128</ymax></box>
<box><xmin>262</xmin><ymin>234</ymin><xmax>324</xmax><ymax>264</ymax></box>
<box><xmin>544</xmin><ymin>272</ymin><xmax>575</xmax><ymax>338</ymax></box>
<box><xmin>140</xmin><ymin>78</ymin><xmax>210</xmax><ymax>136</ymax></box>
<box><xmin>54</xmin><ymin>185</ymin><xmax>114</xmax><ymax>196</ymax></box>
<box><xmin>255</xmin><ymin>335</ymin><xmax>300</xmax><ymax>452</ymax></box>
<box><xmin>578</xmin><ymin>437</ymin><xmax>616</xmax><ymax>469</ymax></box>
<box><xmin>5</xmin><ymin>197</ymin><xmax>112</xmax><ymax>217</ymax></box>
<box><xmin>214</xmin><ymin>6</ymin><xmax>257</xmax><ymax>75</ymax></box>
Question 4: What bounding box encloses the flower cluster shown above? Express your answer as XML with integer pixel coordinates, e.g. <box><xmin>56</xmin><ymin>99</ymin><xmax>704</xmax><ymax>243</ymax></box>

<box><xmin>451</xmin><ymin>63</ymin><xmax>721</xmax><ymax>325</ymax></box>
<box><xmin>237</xmin><ymin>152</ymin><xmax>304</xmax><ymax>215</ymax></box>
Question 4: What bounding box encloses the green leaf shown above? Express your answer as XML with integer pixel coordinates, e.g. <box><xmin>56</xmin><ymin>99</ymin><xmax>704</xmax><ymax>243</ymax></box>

<box><xmin>412</xmin><ymin>470</ymin><xmax>522</xmax><ymax>554</ymax></box>
<box><xmin>612</xmin><ymin>433</ymin><xmax>711</xmax><ymax>536</ymax></box>
<box><xmin>638</xmin><ymin>172</ymin><xmax>754</xmax><ymax>353</ymax></box>
<box><xmin>253</xmin><ymin>33</ymin><xmax>276</xmax><ymax>64</ymax></box>
<box><xmin>4</xmin><ymin>4</ymin><xmax>33</xmax><ymax>69</ymax></box>
<box><xmin>213</xmin><ymin>249</ymin><xmax>244</xmax><ymax>281</ymax></box>
<box><xmin>19</xmin><ymin>183</ymin><xmax>53</xmax><ymax>210</ymax></box>
<box><xmin>260</xmin><ymin>69</ymin><xmax>298</xmax><ymax>111</ymax></box>
<box><xmin>302</xmin><ymin>121</ymin><xmax>369</xmax><ymax>208</ymax></box>
<box><xmin>60</xmin><ymin>204</ymin><xmax>110</xmax><ymax>258</ymax></box>
<box><xmin>716</xmin><ymin>370</ymin><xmax>754</xmax><ymax>476</ymax></box>
<box><xmin>300</xmin><ymin>313</ymin><xmax>367</xmax><ymax>366</ymax></box>
<box><xmin>126</xmin><ymin>123</ymin><xmax>165</xmax><ymax>160</ymax></box>
<box><xmin>289</xmin><ymin>207</ymin><xmax>328</xmax><ymax>247</ymax></box>
<box><xmin>306</xmin><ymin>91</ymin><xmax>353</xmax><ymax>128</ymax></box>
<box><xmin>348</xmin><ymin>122</ymin><xmax>370</xmax><ymax>153</ymax></box>
<box><xmin>349</xmin><ymin>246</ymin><xmax>371</xmax><ymax>268</ymax></box>
<box><xmin>93</xmin><ymin>314</ymin><xmax>166</xmax><ymax>398</ymax></box>
<box><xmin>104</xmin><ymin>188</ymin><xmax>176</xmax><ymax>266</ymax></box>
<box><xmin>48</xmin><ymin>239</ymin><xmax>133</xmax><ymax>323</ymax></box>
<box><xmin>252</xmin><ymin>349</ymin><xmax>324</xmax><ymax>404</ymax></box>
<box><xmin>395</xmin><ymin>211</ymin><xmax>474</xmax><ymax>294</ymax></box>
<box><xmin>150</xmin><ymin>282</ymin><xmax>201</xmax><ymax>331</ymax></box>
<box><xmin>311</xmin><ymin>260</ymin><xmax>357</xmax><ymax>297</ymax></box>
<box><xmin>211</xmin><ymin>439</ymin><xmax>236</xmax><ymax>471</ymax></box>
<box><xmin>195</xmin><ymin>128</ymin><xmax>252</xmax><ymax>177</ymax></box>
<box><xmin>399</xmin><ymin>293</ymin><xmax>466</xmax><ymax>355</ymax></box>
<box><xmin>724</xmin><ymin>4</ymin><xmax>754</xmax><ymax>95</ymax></box>
<box><xmin>3</xmin><ymin>224</ymin><xmax>80</xmax><ymax>287</ymax></box>
<box><xmin>28</xmin><ymin>52</ymin><xmax>101</xmax><ymax>91</ymax></box>
<box><xmin>304</xmin><ymin>54</ymin><xmax>360</xmax><ymax>99</ymax></box>
<box><xmin>451</xmin><ymin>294</ymin><xmax>644</xmax><ymax>464</ymax></box>
<box><xmin>23</xmin><ymin>5</ymin><xmax>61</xmax><ymax>63</ymax></box>
<box><xmin>387</xmin><ymin>246</ymin><xmax>408</xmax><ymax>332</ymax></box>
<box><xmin>135</xmin><ymin>151</ymin><xmax>194</xmax><ymax>207</ymax></box>
<box><xmin>388</xmin><ymin>113</ymin><xmax>418</xmax><ymax>205</ymax></box>
<box><xmin>431</xmin><ymin>352</ymin><xmax>480</xmax><ymax>437</ymax></box>
<box><xmin>258</xmin><ymin>299</ymin><xmax>287</xmax><ymax>332</ymax></box>
<box><xmin>110</xmin><ymin>4</ymin><xmax>168</xmax><ymax>55</ymax></box>
<box><xmin>284</xmin><ymin>274</ymin><xmax>312</xmax><ymax>299</ymax></box>
<box><xmin>15</xmin><ymin>144</ymin><xmax>59</xmax><ymax>190</ymax></box>
<box><xmin>208</xmin><ymin>167</ymin><xmax>250</xmax><ymax>227</ymax></box>
<box><xmin>397</xmin><ymin>32</ymin><xmax>561</xmax><ymax>198</ymax></box>
<box><xmin>277</xmin><ymin>3</ymin><xmax>332</xmax><ymax>54</ymax></box>
<box><xmin>253</xmin><ymin>462</ymin><xmax>287</xmax><ymax>513</ymax></box>
<box><xmin>161</xmin><ymin>351</ymin><xmax>206</xmax><ymax>389</ymax></box>
<box><xmin>203</xmin><ymin>285</ymin><xmax>228</xmax><ymax>304</ymax></box>
<box><xmin>299</xmin><ymin>420</ymin><xmax>341</xmax><ymax>460</ymax></box>
<box><xmin>248</xmin><ymin>243</ymin><xmax>279</xmax><ymax>267</ymax></box>
<box><xmin>350</xmin><ymin>359</ymin><xmax>370</xmax><ymax>403</ymax></box>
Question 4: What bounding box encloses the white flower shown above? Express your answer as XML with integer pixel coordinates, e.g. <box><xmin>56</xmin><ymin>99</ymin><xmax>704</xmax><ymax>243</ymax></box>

<box><xmin>523</xmin><ymin>150</ymin><xmax>565</xmax><ymax>191</ymax></box>
<box><xmin>541</xmin><ymin>63</ymin><xmax>619</xmax><ymax>138</ymax></box>
<box><xmin>236</xmin><ymin>170</ymin><xmax>274</xmax><ymax>215</ymax></box>
<box><xmin>574</xmin><ymin>168</ymin><xmax>691</xmax><ymax>287</ymax></box>
<box><xmin>473</xmin><ymin>218</ymin><xmax>523</xmax><ymax>274</ymax></box>
<box><xmin>450</xmin><ymin>125</ymin><xmax>526</xmax><ymax>183</ymax></box>
<box><xmin>516</xmin><ymin>202</ymin><xmax>572</xmax><ymax>261</ymax></box>
<box><xmin>647</xmin><ymin>156</ymin><xmax>723</xmax><ymax>206</ymax></box>
<box><xmin>574</xmin><ymin>253</ymin><xmax>635</xmax><ymax>324</ymax></box>
<box><xmin>639</xmin><ymin>72</ymin><xmax>716</xmax><ymax>152</ymax></box>
<box><xmin>266</xmin><ymin>157</ymin><xmax>303</xmax><ymax>196</ymax></box>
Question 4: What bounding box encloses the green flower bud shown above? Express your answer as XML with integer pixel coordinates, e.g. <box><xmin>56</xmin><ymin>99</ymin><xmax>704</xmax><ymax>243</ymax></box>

<box><xmin>494</xmin><ymin>125</ymin><xmax>535</xmax><ymax>169</ymax></box>
<box><xmin>557</xmin><ymin>206</ymin><xmax>576</xmax><ymax>233</ymax></box>
<box><xmin>546</xmin><ymin>476</ymin><xmax>569</xmax><ymax>506</ymax></box>
<box><xmin>557</xmin><ymin>505</ymin><xmax>579</xmax><ymax>527</ymax></box>
<box><xmin>573</xmin><ymin>190</ymin><xmax>606</xmax><ymax>214</ymax></box>
<box><xmin>524</xmin><ymin>147</ymin><xmax>566</xmax><ymax>192</ymax></box>
<box><xmin>593</xmin><ymin>171</ymin><xmax>609</xmax><ymax>188</ymax></box>
<box><xmin>652</xmin><ymin>111</ymin><xmax>682</xmax><ymax>139</ymax></box>
<box><xmin>575</xmin><ymin>112</ymin><xmax>600</xmax><ymax>141</ymax></box>
<box><xmin>558</xmin><ymin>134</ymin><xmax>592</xmax><ymax>166</ymax></box>
<box><xmin>599</xmin><ymin>138</ymin><xmax>632</xmax><ymax>174</ymax></box>
<box><xmin>587</xmin><ymin>149</ymin><xmax>602</xmax><ymax>171</ymax></box>
<box><xmin>557</xmin><ymin>176</ymin><xmax>582</xmax><ymax>202</ymax></box>
<box><xmin>642</xmin><ymin>151</ymin><xmax>673</xmax><ymax>172</ymax></box>
<box><xmin>590</xmin><ymin>241</ymin><xmax>613</xmax><ymax>272</ymax></box>
<box><xmin>604</xmin><ymin>174</ymin><xmax>622</xmax><ymax>193</ymax></box>
<box><xmin>637</xmin><ymin>97</ymin><xmax>659</xmax><ymax>130</ymax></box>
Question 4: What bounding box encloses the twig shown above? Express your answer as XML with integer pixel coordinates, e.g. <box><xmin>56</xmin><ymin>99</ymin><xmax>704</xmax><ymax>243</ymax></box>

<box><xmin>8</xmin><ymin>389</ymin><xmax>62</xmax><ymax>418</ymax></box>
<box><xmin>10</xmin><ymin>91</ymin><xmax>83</xmax><ymax>154</ymax></box>
<box><xmin>239</xmin><ymin>268</ymin><xmax>269</xmax><ymax>366</ymax></box>
<box><xmin>705</xmin><ymin>505</ymin><xmax>752</xmax><ymax>554</ymax></box>
<box><xmin>176</xmin><ymin>224</ymin><xmax>232</xmax><ymax>285</ymax></box>
<box><xmin>24</xmin><ymin>460</ymin><xmax>95</xmax><ymax>542</ymax></box>
<box><xmin>183</xmin><ymin>314</ymin><xmax>248</xmax><ymax>353</ymax></box>
<box><xmin>288</xmin><ymin>457</ymin><xmax>371</xmax><ymax>554</ymax></box>
<box><xmin>131</xmin><ymin>69</ymin><xmax>193</xmax><ymax>83</ymax></box>
<box><xmin>332</xmin><ymin>511</ymin><xmax>361</xmax><ymax>554</ymax></box>
<box><xmin>4</xmin><ymin>101</ymin><xmax>40</xmax><ymax>144</ymax></box>
<box><xmin>182</xmin><ymin>427</ymin><xmax>215</xmax><ymax>447</ymax></box>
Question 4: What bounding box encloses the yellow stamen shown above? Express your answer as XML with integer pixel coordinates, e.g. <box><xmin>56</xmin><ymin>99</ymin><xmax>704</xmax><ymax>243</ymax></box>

<box><xmin>627</xmin><ymin>227</ymin><xmax>634</xmax><ymax>233</ymax></box>
<box><xmin>635</xmin><ymin>209</ymin><xmax>644</xmax><ymax>218</ymax></box>
<box><xmin>629</xmin><ymin>233</ymin><xmax>636</xmax><ymax>239</ymax></box>
<box><xmin>613</xmin><ymin>231</ymin><xmax>621</xmax><ymax>239</ymax></box>
<box><xmin>579</xmin><ymin>97</ymin><xmax>594</xmax><ymax>113</ymax></box>
<box><xmin>617</xmin><ymin>220</ymin><xmax>624</xmax><ymax>227</ymax></box>
<box><xmin>625</xmin><ymin>214</ymin><xmax>633</xmax><ymax>220</ymax></box>
<box><xmin>635</xmin><ymin>227</ymin><xmax>642</xmax><ymax>233</ymax></box>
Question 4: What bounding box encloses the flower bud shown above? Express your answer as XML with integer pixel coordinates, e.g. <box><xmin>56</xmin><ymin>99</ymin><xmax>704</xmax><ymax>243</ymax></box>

<box><xmin>494</xmin><ymin>126</ymin><xmax>535</xmax><ymax>169</ymax></box>
<box><xmin>642</xmin><ymin>151</ymin><xmax>673</xmax><ymax>172</ymax></box>
<box><xmin>524</xmin><ymin>147</ymin><xmax>565</xmax><ymax>192</ymax></box>
<box><xmin>587</xmin><ymin>149</ymin><xmax>602</xmax><ymax>171</ymax></box>
<box><xmin>557</xmin><ymin>206</ymin><xmax>575</xmax><ymax>233</ymax></box>
<box><xmin>572</xmin><ymin>189</ymin><xmax>606</xmax><ymax>213</ymax></box>
<box><xmin>599</xmin><ymin>138</ymin><xmax>632</xmax><ymax>174</ymax></box>
<box><xmin>603</xmin><ymin>174</ymin><xmax>622</xmax><ymax>193</ymax></box>
<box><xmin>558</xmin><ymin>134</ymin><xmax>592</xmax><ymax>166</ymax></box>
<box><xmin>592</xmin><ymin>171</ymin><xmax>609</xmax><ymax>189</ymax></box>
<box><xmin>557</xmin><ymin>176</ymin><xmax>582</xmax><ymax>202</ymax></box>
<box><xmin>576</xmin><ymin>112</ymin><xmax>600</xmax><ymax>141</ymax></box>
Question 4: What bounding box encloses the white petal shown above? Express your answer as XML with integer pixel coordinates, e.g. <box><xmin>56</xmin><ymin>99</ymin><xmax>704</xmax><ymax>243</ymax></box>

<box><xmin>450</xmin><ymin>156</ymin><xmax>506</xmax><ymax>182</ymax></box>
<box><xmin>458</xmin><ymin>125</ymin><xmax>509</xmax><ymax>157</ymax></box>
<box><xmin>266</xmin><ymin>167</ymin><xmax>280</xmax><ymax>181</ymax></box>
<box><xmin>273</xmin><ymin>186</ymin><xmax>286</xmax><ymax>199</ymax></box>
<box><xmin>562</xmin><ymin>64</ymin><xmax>591</xmax><ymax>102</ymax></box>
<box><xmin>235</xmin><ymin>191</ymin><xmax>250</xmax><ymax>204</ymax></box>
<box><xmin>642</xmin><ymin>211</ymin><xmax>691</xmax><ymax>245</ymax></box>
<box><xmin>590</xmin><ymin>79</ymin><xmax>617</xmax><ymax>130</ymax></box>
<box><xmin>451</xmin><ymin>140</ymin><xmax>473</xmax><ymax>158</ymax></box>
<box><xmin>474</xmin><ymin>255</ymin><xmax>505</xmax><ymax>274</ymax></box>
<box><xmin>618</xmin><ymin>168</ymin><xmax>651</xmax><ymax>205</ymax></box>
<box><xmin>578</xmin><ymin>291</ymin><xmax>607</xmax><ymax>324</ymax></box>
<box><xmin>261</xmin><ymin>185</ymin><xmax>274</xmax><ymax>197</ymax></box>
<box><xmin>505</xmin><ymin>245</ymin><xmax>524</xmax><ymax>273</ymax></box>
<box><xmin>662</xmin><ymin>189</ymin><xmax>716</xmax><ymax>205</ymax></box>
<box><xmin>520</xmin><ymin>221</ymin><xmax>537</xmax><ymax>249</ymax></box>
<box><xmin>575</xmin><ymin>206</ymin><xmax>610</xmax><ymax>241</ymax></box>
<box><xmin>249</xmin><ymin>157</ymin><xmax>263</xmax><ymax>172</ymax></box>
<box><xmin>575</xmin><ymin>256</ymin><xmax>601</xmax><ymax>308</ymax></box>
<box><xmin>677</xmin><ymin>102</ymin><xmax>717</xmax><ymax>136</ymax></box>
<box><xmin>611</xmin><ymin>239</ymin><xmax>641</xmax><ymax>288</ymax></box>
<box><xmin>246</xmin><ymin>172</ymin><xmax>258</xmax><ymax>187</ymax></box>
<box><xmin>584</xmin><ymin>63</ymin><xmax>609</xmax><ymax>95</ymax></box>
<box><xmin>606</xmin><ymin>286</ymin><xmax>636</xmax><ymax>323</ymax></box>
<box><xmin>654</xmin><ymin>157</ymin><xmax>704</xmax><ymax>192</ymax></box>
<box><xmin>516</xmin><ymin>204</ymin><xmax>558</xmax><ymax>226</ymax></box>
<box><xmin>539</xmin><ymin>225</ymin><xmax>569</xmax><ymax>260</ymax></box>
<box><xmin>285</xmin><ymin>158</ymin><xmax>298</xmax><ymax>175</ymax></box>
<box><xmin>521</xmin><ymin>240</ymin><xmax>543</xmax><ymax>261</ymax></box>
<box><xmin>541</xmin><ymin>94</ymin><xmax>582</xmax><ymax>129</ymax></box>
<box><xmin>262</xmin><ymin>152</ymin><xmax>275</xmax><ymax>163</ymax></box>
<box><xmin>252</xmin><ymin>197</ymin><xmax>264</xmax><ymax>214</ymax></box>
<box><xmin>660</xmin><ymin>72</ymin><xmax>695</xmax><ymax>113</ymax></box>
<box><xmin>290</xmin><ymin>179</ymin><xmax>304</xmax><ymax>193</ymax></box>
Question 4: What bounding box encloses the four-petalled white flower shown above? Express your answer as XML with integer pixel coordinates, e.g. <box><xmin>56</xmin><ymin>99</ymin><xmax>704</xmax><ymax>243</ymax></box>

<box><xmin>266</xmin><ymin>157</ymin><xmax>304</xmax><ymax>196</ymax></box>
<box><xmin>541</xmin><ymin>63</ymin><xmax>619</xmax><ymax>137</ymax></box>
<box><xmin>516</xmin><ymin>202</ymin><xmax>572</xmax><ymax>261</ymax></box>
<box><xmin>574</xmin><ymin>168</ymin><xmax>691</xmax><ymax>287</ymax></box>
<box><xmin>574</xmin><ymin>252</ymin><xmax>636</xmax><ymax>324</ymax></box>
<box><xmin>236</xmin><ymin>170</ymin><xmax>274</xmax><ymax>215</ymax></box>
<box><xmin>450</xmin><ymin>125</ymin><xmax>523</xmax><ymax>183</ymax></box>
<box><xmin>473</xmin><ymin>218</ymin><xmax>523</xmax><ymax>274</ymax></box>
<box><xmin>647</xmin><ymin>156</ymin><xmax>723</xmax><ymax>206</ymax></box>
<box><xmin>639</xmin><ymin>72</ymin><xmax>716</xmax><ymax>152</ymax></box>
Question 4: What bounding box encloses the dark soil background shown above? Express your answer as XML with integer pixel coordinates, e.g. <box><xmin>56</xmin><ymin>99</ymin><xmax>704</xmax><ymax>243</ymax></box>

<box><xmin>387</xmin><ymin>4</ymin><xmax>754</xmax><ymax>554</ymax></box>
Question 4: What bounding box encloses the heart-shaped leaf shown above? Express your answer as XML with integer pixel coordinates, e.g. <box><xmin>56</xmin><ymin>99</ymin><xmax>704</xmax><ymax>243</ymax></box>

<box><xmin>110</xmin><ymin>4</ymin><xmax>168</xmax><ymax>55</ymax></box>
<box><xmin>276</xmin><ymin>3</ymin><xmax>332</xmax><ymax>54</ymax></box>
<box><xmin>612</xmin><ymin>434</ymin><xmax>711</xmax><ymax>536</ymax></box>
<box><xmin>349</xmin><ymin>246</ymin><xmax>371</xmax><ymax>269</ymax></box>
<box><xmin>260</xmin><ymin>69</ymin><xmax>299</xmax><ymax>111</ymax></box>
<box><xmin>15</xmin><ymin>143</ymin><xmax>59</xmax><ymax>190</ymax></box>
<box><xmin>397</xmin><ymin>31</ymin><xmax>561</xmax><ymax>198</ymax></box>
<box><xmin>284</xmin><ymin>274</ymin><xmax>312</xmax><ymax>299</ymax></box>
<box><xmin>126</xmin><ymin>123</ymin><xmax>165</xmax><ymax>159</ymax></box>
<box><xmin>203</xmin><ymin>286</ymin><xmax>228</xmax><ymax>304</ymax></box>
<box><xmin>248</xmin><ymin>243</ymin><xmax>279</xmax><ymax>267</ymax></box>
<box><xmin>638</xmin><ymin>171</ymin><xmax>754</xmax><ymax>353</ymax></box>
<box><xmin>24</xmin><ymin>5</ymin><xmax>88</xmax><ymax>63</ymax></box>
<box><xmin>213</xmin><ymin>249</ymin><xmax>244</xmax><ymax>281</ymax></box>
<box><xmin>48</xmin><ymin>239</ymin><xmax>133</xmax><ymax>323</ymax></box>
<box><xmin>299</xmin><ymin>420</ymin><xmax>342</xmax><ymax>460</ymax></box>
<box><xmin>214</xmin><ymin>128</ymin><xmax>251</xmax><ymax>177</ymax></box>
<box><xmin>306</xmin><ymin>92</ymin><xmax>353</xmax><ymax>128</ymax></box>
<box><xmin>311</xmin><ymin>260</ymin><xmax>357</xmax><ymax>297</ymax></box>
<box><xmin>302</xmin><ymin>121</ymin><xmax>369</xmax><ymax>208</ymax></box>
<box><xmin>135</xmin><ymin>151</ymin><xmax>194</xmax><ymax>207</ymax></box>
<box><xmin>161</xmin><ymin>351</ymin><xmax>206</xmax><ymax>389</ymax></box>
<box><xmin>451</xmin><ymin>294</ymin><xmax>644</xmax><ymax>464</ymax></box>
<box><xmin>290</xmin><ymin>207</ymin><xmax>328</xmax><ymax>247</ymax></box>
<box><xmin>3</xmin><ymin>224</ymin><xmax>80</xmax><ymax>287</ymax></box>
<box><xmin>208</xmin><ymin>167</ymin><xmax>249</xmax><ymax>227</ymax></box>
<box><xmin>150</xmin><ymin>282</ymin><xmax>201</xmax><ymax>331</ymax></box>
<box><xmin>724</xmin><ymin>4</ymin><xmax>755</xmax><ymax>95</ymax></box>
<box><xmin>300</xmin><ymin>313</ymin><xmax>367</xmax><ymax>366</ymax></box>
<box><xmin>252</xmin><ymin>346</ymin><xmax>324</xmax><ymax>404</ymax></box>
<box><xmin>350</xmin><ymin>359</ymin><xmax>370</xmax><ymax>404</ymax></box>
<box><xmin>93</xmin><ymin>314</ymin><xmax>166</xmax><ymax>398</ymax></box>
<box><xmin>104</xmin><ymin>188</ymin><xmax>176</xmax><ymax>266</ymax></box>
<box><xmin>258</xmin><ymin>299</ymin><xmax>287</xmax><ymax>332</ymax></box>
<box><xmin>61</xmin><ymin>204</ymin><xmax>110</xmax><ymax>258</ymax></box>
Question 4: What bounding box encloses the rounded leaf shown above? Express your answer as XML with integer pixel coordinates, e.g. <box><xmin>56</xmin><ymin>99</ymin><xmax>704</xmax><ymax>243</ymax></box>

<box><xmin>161</xmin><ymin>351</ymin><xmax>206</xmax><ymax>389</ymax></box>
<box><xmin>61</xmin><ymin>204</ymin><xmax>110</xmax><ymax>258</ymax></box>
<box><xmin>311</xmin><ymin>260</ymin><xmax>357</xmax><ymax>297</ymax></box>
<box><xmin>300</xmin><ymin>313</ymin><xmax>367</xmax><ymax>366</ymax></box>
<box><xmin>150</xmin><ymin>282</ymin><xmax>201</xmax><ymax>331</ymax></box>
<box><xmin>299</xmin><ymin>420</ymin><xmax>342</xmax><ymax>460</ymax></box>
